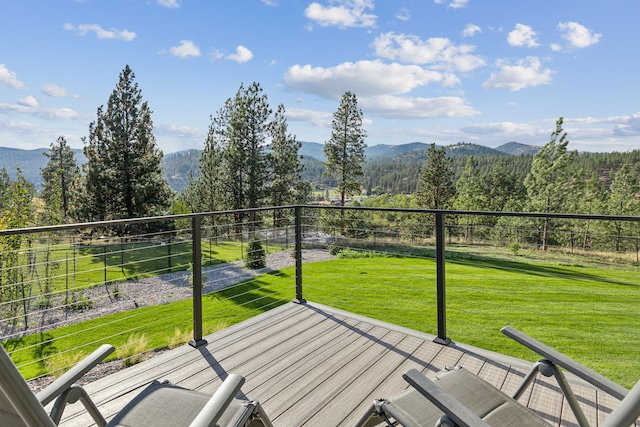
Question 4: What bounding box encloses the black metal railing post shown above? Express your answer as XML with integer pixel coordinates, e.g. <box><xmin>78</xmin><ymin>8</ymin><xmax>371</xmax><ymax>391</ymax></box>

<box><xmin>434</xmin><ymin>211</ymin><xmax>451</xmax><ymax>345</ymax></box>
<box><xmin>189</xmin><ymin>214</ymin><xmax>207</xmax><ymax>348</ymax></box>
<box><xmin>294</xmin><ymin>206</ymin><xmax>306</xmax><ymax>304</ymax></box>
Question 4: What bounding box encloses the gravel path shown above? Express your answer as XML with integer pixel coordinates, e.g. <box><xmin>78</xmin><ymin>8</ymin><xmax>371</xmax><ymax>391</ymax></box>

<box><xmin>23</xmin><ymin>249</ymin><xmax>334</xmax><ymax>392</ymax></box>
<box><xmin>9</xmin><ymin>249</ymin><xmax>334</xmax><ymax>337</ymax></box>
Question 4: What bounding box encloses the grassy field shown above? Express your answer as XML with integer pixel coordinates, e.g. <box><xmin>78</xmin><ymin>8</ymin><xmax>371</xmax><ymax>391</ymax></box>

<box><xmin>5</xmin><ymin>250</ymin><xmax>640</xmax><ymax>388</ymax></box>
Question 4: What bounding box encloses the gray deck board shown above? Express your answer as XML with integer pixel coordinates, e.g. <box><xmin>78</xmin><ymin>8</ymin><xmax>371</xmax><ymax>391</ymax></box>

<box><xmin>53</xmin><ymin>301</ymin><xmax>627</xmax><ymax>427</ymax></box>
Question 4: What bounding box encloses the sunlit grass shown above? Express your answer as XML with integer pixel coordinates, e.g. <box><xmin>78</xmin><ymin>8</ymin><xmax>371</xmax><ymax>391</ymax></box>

<box><xmin>5</xmin><ymin>252</ymin><xmax>640</xmax><ymax>388</ymax></box>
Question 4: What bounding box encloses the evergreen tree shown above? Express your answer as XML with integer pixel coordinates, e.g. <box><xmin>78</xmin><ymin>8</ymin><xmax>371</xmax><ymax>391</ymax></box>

<box><xmin>453</xmin><ymin>156</ymin><xmax>484</xmax><ymax>240</ymax></box>
<box><xmin>580</xmin><ymin>172</ymin><xmax>606</xmax><ymax>249</ymax></box>
<box><xmin>323</xmin><ymin>91</ymin><xmax>367</xmax><ymax>208</ymax></box>
<box><xmin>184</xmin><ymin>119</ymin><xmax>225</xmax><ymax>214</ymax></box>
<box><xmin>416</xmin><ymin>143</ymin><xmax>455</xmax><ymax>209</ymax></box>
<box><xmin>268</xmin><ymin>104</ymin><xmax>305</xmax><ymax>226</ymax></box>
<box><xmin>607</xmin><ymin>164</ymin><xmax>639</xmax><ymax>251</ymax></box>
<box><xmin>0</xmin><ymin>168</ymin><xmax>11</xmax><ymax>213</ymax></box>
<box><xmin>79</xmin><ymin>65</ymin><xmax>172</xmax><ymax>225</ymax></box>
<box><xmin>480</xmin><ymin>161</ymin><xmax>521</xmax><ymax>212</ymax></box>
<box><xmin>0</xmin><ymin>170</ymin><xmax>35</xmax><ymax>325</ymax></box>
<box><xmin>41</xmin><ymin>136</ymin><xmax>80</xmax><ymax>221</ymax></box>
<box><xmin>221</xmin><ymin>83</ymin><xmax>272</xmax><ymax>232</ymax></box>
<box><xmin>524</xmin><ymin>117</ymin><xmax>574</xmax><ymax>250</ymax></box>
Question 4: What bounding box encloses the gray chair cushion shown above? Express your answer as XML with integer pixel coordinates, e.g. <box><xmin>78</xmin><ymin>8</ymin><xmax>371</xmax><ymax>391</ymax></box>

<box><xmin>381</xmin><ymin>368</ymin><xmax>550</xmax><ymax>427</ymax></box>
<box><xmin>106</xmin><ymin>382</ymin><xmax>255</xmax><ymax>427</ymax></box>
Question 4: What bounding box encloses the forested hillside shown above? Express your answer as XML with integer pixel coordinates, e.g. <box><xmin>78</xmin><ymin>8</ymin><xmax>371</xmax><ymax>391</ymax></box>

<box><xmin>4</xmin><ymin>141</ymin><xmax>639</xmax><ymax>196</ymax></box>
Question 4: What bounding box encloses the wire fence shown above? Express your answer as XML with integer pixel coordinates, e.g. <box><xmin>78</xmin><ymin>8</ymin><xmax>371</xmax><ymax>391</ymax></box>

<box><xmin>1</xmin><ymin>206</ymin><xmax>639</xmax><ymax>388</ymax></box>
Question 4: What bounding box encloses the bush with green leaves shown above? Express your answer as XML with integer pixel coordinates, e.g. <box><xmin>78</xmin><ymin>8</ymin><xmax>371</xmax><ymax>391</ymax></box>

<box><xmin>245</xmin><ymin>236</ymin><xmax>266</xmax><ymax>269</ymax></box>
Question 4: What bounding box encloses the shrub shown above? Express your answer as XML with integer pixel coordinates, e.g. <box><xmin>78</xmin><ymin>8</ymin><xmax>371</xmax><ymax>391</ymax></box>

<box><xmin>328</xmin><ymin>242</ymin><xmax>342</xmax><ymax>256</ymax></box>
<box><xmin>336</xmin><ymin>249</ymin><xmax>389</xmax><ymax>259</ymax></box>
<box><xmin>510</xmin><ymin>242</ymin><xmax>521</xmax><ymax>256</ymax></box>
<box><xmin>65</xmin><ymin>292</ymin><xmax>93</xmax><ymax>311</ymax></box>
<box><xmin>116</xmin><ymin>333</ymin><xmax>149</xmax><ymax>367</ymax></box>
<box><xmin>168</xmin><ymin>327</ymin><xmax>193</xmax><ymax>349</ymax></box>
<box><xmin>245</xmin><ymin>236</ymin><xmax>266</xmax><ymax>269</ymax></box>
<box><xmin>45</xmin><ymin>351</ymin><xmax>85</xmax><ymax>379</ymax></box>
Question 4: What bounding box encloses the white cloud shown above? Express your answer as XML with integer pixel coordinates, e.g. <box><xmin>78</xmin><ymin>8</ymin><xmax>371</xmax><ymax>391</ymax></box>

<box><xmin>261</xmin><ymin>0</ymin><xmax>279</xmax><ymax>5</ymax></box>
<box><xmin>434</xmin><ymin>0</ymin><xmax>469</xmax><ymax>9</ymax></box>
<box><xmin>305</xmin><ymin>0</ymin><xmax>377</xmax><ymax>29</ymax></box>
<box><xmin>449</xmin><ymin>0</ymin><xmax>469</xmax><ymax>8</ymax></box>
<box><xmin>157</xmin><ymin>0</ymin><xmax>180</xmax><ymax>8</ymax></box>
<box><xmin>0</xmin><ymin>102</ymin><xmax>86</xmax><ymax>121</ymax></box>
<box><xmin>0</xmin><ymin>64</ymin><xmax>25</xmax><ymax>89</ymax></box>
<box><xmin>396</xmin><ymin>7</ymin><xmax>411</xmax><ymax>21</ymax></box>
<box><xmin>508</xmin><ymin>24</ymin><xmax>539</xmax><ymax>47</ymax></box>
<box><xmin>168</xmin><ymin>40</ymin><xmax>201</xmax><ymax>58</ymax></box>
<box><xmin>42</xmin><ymin>83</ymin><xmax>78</xmax><ymax>98</ymax></box>
<box><xmin>462</xmin><ymin>121</ymin><xmax>542</xmax><ymax>137</ymax></box>
<box><xmin>284</xmin><ymin>60</ymin><xmax>449</xmax><ymax>99</ymax></box>
<box><xmin>372</xmin><ymin>32</ymin><xmax>485</xmax><ymax>72</ymax></box>
<box><xmin>226</xmin><ymin>45</ymin><xmax>253</xmax><ymax>63</ymax></box>
<box><xmin>482</xmin><ymin>57</ymin><xmax>553</xmax><ymax>91</ymax></box>
<box><xmin>155</xmin><ymin>124</ymin><xmax>206</xmax><ymax>139</ymax></box>
<box><xmin>558</xmin><ymin>22</ymin><xmax>601</xmax><ymax>48</ymax></box>
<box><xmin>64</xmin><ymin>23</ymin><xmax>136</xmax><ymax>41</ymax></box>
<box><xmin>462</xmin><ymin>24</ymin><xmax>482</xmax><ymax>38</ymax></box>
<box><xmin>17</xmin><ymin>96</ymin><xmax>38</xmax><ymax>108</ymax></box>
<box><xmin>285</xmin><ymin>108</ymin><xmax>333</xmax><ymax>127</ymax></box>
<box><xmin>361</xmin><ymin>95</ymin><xmax>479</xmax><ymax>118</ymax></box>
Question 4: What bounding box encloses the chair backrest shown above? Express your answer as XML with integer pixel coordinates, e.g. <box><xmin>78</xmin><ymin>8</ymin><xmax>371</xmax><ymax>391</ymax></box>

<box><xmin>0</xmin><ymin>344</ymin><xmax>56</xmax><ymax>427</ymax></box>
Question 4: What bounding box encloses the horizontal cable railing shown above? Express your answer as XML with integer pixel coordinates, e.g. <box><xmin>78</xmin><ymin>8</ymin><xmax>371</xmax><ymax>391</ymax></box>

<box><xmin>1</xmin><ymin>206</ymin><xmax>639</xmax><ymax>389</ymax></box>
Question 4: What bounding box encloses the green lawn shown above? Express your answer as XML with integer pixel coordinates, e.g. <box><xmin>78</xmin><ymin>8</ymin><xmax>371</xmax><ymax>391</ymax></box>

<box><xmin>298</xmin><ymin>256</ymin><xmax>640</xmax><ymax>388</ymax></box>
<box><xmin>5</xmin><ymin>252</ymin><xmax>640</xmax><ymax>388</ymax></box>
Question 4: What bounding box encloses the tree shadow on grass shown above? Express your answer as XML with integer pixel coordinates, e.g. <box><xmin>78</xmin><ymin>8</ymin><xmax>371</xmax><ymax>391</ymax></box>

<box><xmin>356</xmin><ymin>244</ymin><xmax>639</xmax><ymax>288</ymax></box>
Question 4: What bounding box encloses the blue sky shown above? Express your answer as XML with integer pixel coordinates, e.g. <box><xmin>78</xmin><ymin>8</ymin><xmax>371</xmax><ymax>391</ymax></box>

<box><xmin>1</xmin><ymin>0</ymin><xmax>639</xmax><ymax>154</ymax></box>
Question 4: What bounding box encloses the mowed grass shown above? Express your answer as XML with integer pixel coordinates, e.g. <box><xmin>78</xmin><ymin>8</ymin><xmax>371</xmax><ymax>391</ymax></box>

<box><xmin>5</xmin><ymin>268</ymin><xmax>294</xmax><ymax>380</ymax></box>
<box><xmin>297</xmin><ymin>256</ymin><xmax>640</xmax><ymax>388</ymax></box>
<box><xmin>5</xmin><ymin>253</ymin><xmax>640</xmax><ymax>388</ymax></box>
<box><xmin>14</xmin><ymin>239</ymin><xmax>269</xmax><ymax>301</ymax></box>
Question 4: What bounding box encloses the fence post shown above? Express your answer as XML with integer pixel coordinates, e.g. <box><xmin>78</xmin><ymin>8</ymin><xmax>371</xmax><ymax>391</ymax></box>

<box><xmin>294</xmin><ymin>206</ymin><xmax>306</xmax><ymax>304</ymax></box>
<box><xmin>434</xmin><ymin>211</ymin><xmax>451</xmax><ymax>345</ymax></box>
<box><xmin>190</xmin><ymin>215</ymin><xmax>207</xmax><ymax>348</ymax></box>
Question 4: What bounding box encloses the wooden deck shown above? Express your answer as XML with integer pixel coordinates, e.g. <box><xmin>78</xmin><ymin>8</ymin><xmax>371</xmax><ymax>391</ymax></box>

<box><xmin>55</xmin><ymin>301</ymin><xmax>624</xmax><ymax>427</ymax></box>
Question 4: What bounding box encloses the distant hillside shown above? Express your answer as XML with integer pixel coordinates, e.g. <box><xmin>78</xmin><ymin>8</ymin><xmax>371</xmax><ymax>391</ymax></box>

<box><xmin>163</xmin><ymin>149</ymin><xmax>201</xmax><ymax>192</ymax></box>
<box><xmin>0</xmin><ymin>147</ymin><xmax>86</xmax><ymax>189</ymax></box>
<box><xmin>496</xmin><ymin>142</ymin><xmax>541</xmax><ymax>155</ymax></box>
<box><xmin>0</xmin><ymin>140</ymin><xmax>544</xmax><ymax>193</ymax></box>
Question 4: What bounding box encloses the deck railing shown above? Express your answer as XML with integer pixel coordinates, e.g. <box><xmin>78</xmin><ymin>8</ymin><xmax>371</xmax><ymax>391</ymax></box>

<box><xmin>1</xmin><ymin>206</ymin><xmax>639</xmax><ymax>387</ymax></box>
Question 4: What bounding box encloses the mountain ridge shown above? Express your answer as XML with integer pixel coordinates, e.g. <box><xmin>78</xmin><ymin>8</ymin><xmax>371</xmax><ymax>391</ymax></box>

<box><xmin>0</xmin><ymin>141</ymin><xmax>539</xmax><ymax>191</ymax></box>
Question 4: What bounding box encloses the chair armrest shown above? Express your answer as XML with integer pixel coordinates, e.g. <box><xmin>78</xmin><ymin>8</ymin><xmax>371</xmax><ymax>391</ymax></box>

<box><xmin>189</xmin><ymin>374</ymin><xmax>245</xmax><ymax>427</ymax></box>
<box><xmin>36</xmin><ymin>344</ymin><xmax>115</xmax><ymax>407</ymax></box>
<box><xmin>600</xmin><ymin>379</ymin><xmax>640</xmax><ymax>427</ymax></box>
<box><xmin>501</xmin><ymin>326</ymin><xmax>628</xmax><ymax>400</ymax></box>
<box><xmin>402</xmin><ymin>369</ymin><xmax>491</xmax><ymax>427</ymax></box>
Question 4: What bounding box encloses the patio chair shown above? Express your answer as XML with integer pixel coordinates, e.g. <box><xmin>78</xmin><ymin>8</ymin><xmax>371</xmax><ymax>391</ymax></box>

<box><xmin>355</xmin><ymin>326</ymin><xmax>640</xmax><ymax>427</ymax></box>
<box><xmin>0</xmin><ymin>343</ymin><xmax>273</xmax><ymax>427</ymax></box>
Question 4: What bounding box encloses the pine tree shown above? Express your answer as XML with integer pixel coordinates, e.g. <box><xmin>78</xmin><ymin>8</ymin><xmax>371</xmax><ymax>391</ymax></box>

<box><xmin>41</xmin><ymin>136</ymin><xmax>80</xmax><ymax>221</ymax></box>
<box><xmin>0</xmin><ymin>168</ymin><xmax>11</xmax><ymax>213</ymax></box>
<box><xmin>524</xmin><ymin>117</ymin><xmax>574</xmax><ymax>250</ymax></box>
<box><xmin>185</xmin><ymin>119</ymin><xmax>226</xmax><ymax>214</ymax></box>
<box><xmin>79</xmin><ymin>65</ymin><xmax>172</xmax><ymax>225</ymax></box>
<box><xmin>453</xmin><ymin>156</ymin><xmax>483</xmax><ymax>240</ymax></box>
<box><xmin>480</xmin><ymin>161</ymin><xmax>521</xmax><ymax>212</ymax></box>
<box><xmin>416</xmin><ymin>144</ymin><xmax>455</xmax><ymax>209</ymax></box>
<box><xmin>607</xmin><ymin>164</ymin><xmax>639</xmax><ymax>251</ymax></box>
<box><xmin>268</xmin><ymin>104</ymin><xmax>305</xmax><ymax>226</ymax></box>
<box><xmin>0</xmin><ymin>170</ymin><xmax>35</xmax><ymax>325</ymax></box>
<box><xmin>323</xmin><ymin>91</ymin><xmax>367</xmax><ymax>208</ymax></box>
<box><xmin>221</xmin><ymin>83</ymin><xmax>272</xmax><ymax>232</ymax></box>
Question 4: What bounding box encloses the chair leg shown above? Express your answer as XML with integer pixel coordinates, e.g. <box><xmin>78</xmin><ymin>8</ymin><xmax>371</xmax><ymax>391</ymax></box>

<box><xmin>50</xmin><ymin>385</ymin><xmax>106</xmax><ymax>427</ymax></box>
